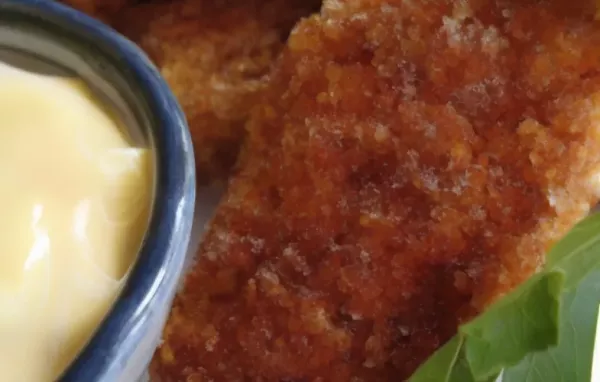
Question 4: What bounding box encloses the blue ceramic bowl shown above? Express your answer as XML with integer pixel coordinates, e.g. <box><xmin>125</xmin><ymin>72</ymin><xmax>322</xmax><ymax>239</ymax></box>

<box><xmin>0</xmin><ymin>1</ymin><xmax>196</xmax><ymax>381</ymax></box>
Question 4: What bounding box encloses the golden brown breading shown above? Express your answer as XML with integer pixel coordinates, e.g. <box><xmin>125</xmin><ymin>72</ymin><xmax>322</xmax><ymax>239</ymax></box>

<box><xmin>111</xmin><ymin>0</ymin><xmax>321</xmax><ymax>183</ymax></box>
<box><xmin>151</xmin><ymin>0</ymin><xmax>600</xmax><ymax>381</ymax></box>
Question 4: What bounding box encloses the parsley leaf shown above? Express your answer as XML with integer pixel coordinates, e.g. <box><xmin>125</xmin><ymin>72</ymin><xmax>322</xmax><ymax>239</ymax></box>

<box><xmin>408</xmin><ymin>214</ymin><xmax>600</xmax><ymax>382</ymax></box>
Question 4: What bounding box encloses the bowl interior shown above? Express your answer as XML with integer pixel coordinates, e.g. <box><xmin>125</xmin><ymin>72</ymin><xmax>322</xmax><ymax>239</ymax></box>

<box><xmin>0</xmin><ymin>16</ymin><xmax>151</xmax><ymax>147</ymax></box>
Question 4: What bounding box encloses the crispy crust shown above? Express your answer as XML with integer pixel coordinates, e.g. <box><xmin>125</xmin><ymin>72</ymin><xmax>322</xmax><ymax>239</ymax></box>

<box><xmin>110</xmin><ymin>0</ymin><xmax>320</xmax><ymax>183</ymax></box>
<box><xmin>151</xmin><ymin>0</ymin><xmax>600</xmax><ymax>381</ymax></box>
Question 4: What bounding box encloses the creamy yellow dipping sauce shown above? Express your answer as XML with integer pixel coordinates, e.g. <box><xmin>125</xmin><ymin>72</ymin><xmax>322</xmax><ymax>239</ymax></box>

<box><xmin>0</xmin><ymin>62</ymin><xmax>153</xmax><ymax>381</ymax></box>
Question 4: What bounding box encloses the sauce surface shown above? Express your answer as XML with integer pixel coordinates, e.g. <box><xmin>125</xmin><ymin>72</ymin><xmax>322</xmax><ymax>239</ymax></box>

<box><xmin>0</xmin><ymin>62</ymin><xmax>153</xmax><ymax>381</ymax></box>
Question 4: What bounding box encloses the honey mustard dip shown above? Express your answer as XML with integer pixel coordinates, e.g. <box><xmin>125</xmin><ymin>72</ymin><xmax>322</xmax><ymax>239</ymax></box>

<box><xmin>0</xmin><ymin>62</ymin><xmax>153</xmax><ymax>381</ymax></box>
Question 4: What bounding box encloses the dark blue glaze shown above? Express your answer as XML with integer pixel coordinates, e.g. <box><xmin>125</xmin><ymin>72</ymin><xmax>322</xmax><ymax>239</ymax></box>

<box><xmin>0</xmin><ymin>1</ymin><xmax>196</xmax><ymax>381</ymax></box>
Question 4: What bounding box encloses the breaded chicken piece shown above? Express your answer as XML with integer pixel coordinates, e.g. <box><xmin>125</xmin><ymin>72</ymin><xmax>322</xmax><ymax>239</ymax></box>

<box><xmin>111</xmin><ymin>0</ymin><xmax>321</xmax><ymax>183</ymax></box>
<box><xmin>60</xmin><ymin>0</ymin><xmax>135</xmax><ymax>21</ymax></box>
<box><xmin>152</xmin><ymin>0</ymin><xmax>600</xmax><ymax>380</ymax></box>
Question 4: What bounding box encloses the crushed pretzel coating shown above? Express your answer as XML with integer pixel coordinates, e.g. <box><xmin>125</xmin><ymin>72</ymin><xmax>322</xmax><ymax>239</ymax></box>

<box><xmin>153</xmin><ymin>0</ymin><xmax>600</xmax><ymax>380</ymax></box>
<box><xmin>111</xmin><ymin>0</ymin><xmax>320</xmax><ymax>183</ymax></box>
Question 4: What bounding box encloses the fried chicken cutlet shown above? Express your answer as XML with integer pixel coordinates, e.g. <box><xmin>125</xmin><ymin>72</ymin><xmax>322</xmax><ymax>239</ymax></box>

<box><xmin>61</xmin><ymin>0</ymin><xmax>136</xmax><ymax>21</ymax></box>
<box><xmin>110</xmin><ymin>0</ymin><xmax>321</xmax><ymax>183</ymax></box>
<box><xmin>152</xmin><ymin>0</ymin><xmax>600</xmax><ymax>380</ymax></box>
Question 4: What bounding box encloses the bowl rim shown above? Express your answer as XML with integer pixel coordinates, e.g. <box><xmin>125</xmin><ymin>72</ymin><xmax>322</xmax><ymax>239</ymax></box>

<box><xmin>0</xmin><ymin>1</ymin><xmax>196</xmax><ymax>380</ymax></box>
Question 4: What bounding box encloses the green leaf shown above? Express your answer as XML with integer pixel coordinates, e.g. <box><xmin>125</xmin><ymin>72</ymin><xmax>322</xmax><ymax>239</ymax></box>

<box><xmin>408</xmin><ymin>336</ymin><xmax>463</xmax><ymax>382</ymax></box>
<box><xmin>545</xmin><ymin>215</ymin><xmax>600</xmax><ymax>290</ymax></box>
<box><xmin>408</xmin><ymin>213</ymin><xmax>600</xmax><ymax>382</ymax></box>
<box><xmin>447</xmin><ymin>349</ymin><xmax>476</xmax><ymax>382</ymax></box>
<box><xmin>461</xmin><ymin>272</ymin><xmax>563</xmax><ymax>380</ymax></box>
<box><xmin>503</xmin><ymin>270</ymin><xmax>600</xmax><ymax>382</ymax></box>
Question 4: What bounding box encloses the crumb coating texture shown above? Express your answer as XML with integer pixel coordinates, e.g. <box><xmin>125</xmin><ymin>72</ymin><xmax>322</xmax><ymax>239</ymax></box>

<box><xmin>112</xmin><ymin>0</ymin><xmax>320</xmax><ymax>183</ymax></box>
<box><xmin>153</xmin><ymin>0</ymin><xmax>600</xmax><ymax>380</ymax></box>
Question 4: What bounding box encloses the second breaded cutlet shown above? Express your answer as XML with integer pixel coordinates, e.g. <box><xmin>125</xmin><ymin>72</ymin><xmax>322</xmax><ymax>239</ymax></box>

<box><xmin>110</xmin><ymin>0</ymin><xmax>321</xmax><ymax>183</ymax></box>
<box><xmin>151</xmin><ymin>0</ymin><xmax>600</xmax><ymax>381</ymax></box>
<box><xmin>61</xmin><ymin>0</ymin><xmax>136</xmax><ymax>21</ymax></box>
